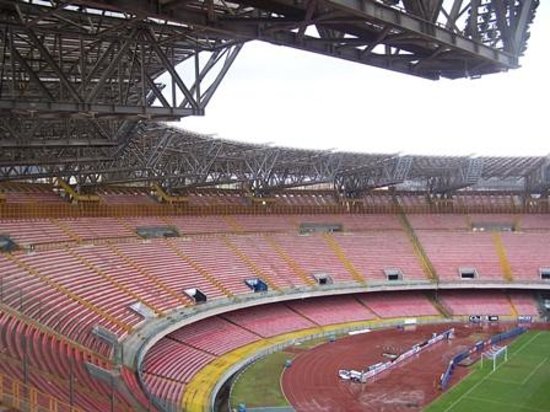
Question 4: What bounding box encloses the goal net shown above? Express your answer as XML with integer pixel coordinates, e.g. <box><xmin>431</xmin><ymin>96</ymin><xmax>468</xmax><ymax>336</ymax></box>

<box><xmin>480</xmin><ymin>345</ymin><xmax>508</xmax><ymax>372</ymax></box>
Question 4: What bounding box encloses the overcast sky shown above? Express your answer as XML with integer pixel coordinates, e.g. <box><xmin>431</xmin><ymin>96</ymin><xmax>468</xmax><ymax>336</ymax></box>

<box><xmin>178</xmin><ymin>3</ymin><xmax>549</xmax><ymax>157</ymax></box>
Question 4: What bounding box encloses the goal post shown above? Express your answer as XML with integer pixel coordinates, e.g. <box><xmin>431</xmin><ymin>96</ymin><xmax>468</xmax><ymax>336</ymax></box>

<box><xmin>480</xmin><ymin>345</ymin><xmax>508</xmax><ymax>372</ymax></box>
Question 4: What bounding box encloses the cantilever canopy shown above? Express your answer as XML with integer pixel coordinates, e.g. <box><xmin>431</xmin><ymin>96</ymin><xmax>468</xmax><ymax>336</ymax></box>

<box><xmin>1</xmin><ymin>122</ymin><xmax>548</xmax><ymax>196</ymax></box>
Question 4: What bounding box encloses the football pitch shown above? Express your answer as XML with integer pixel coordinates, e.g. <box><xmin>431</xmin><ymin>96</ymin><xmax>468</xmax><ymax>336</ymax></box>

<box><xmin>426</xmin><ymin>330</ymin><xmax>550</xmax><ymax>412</ymax></box>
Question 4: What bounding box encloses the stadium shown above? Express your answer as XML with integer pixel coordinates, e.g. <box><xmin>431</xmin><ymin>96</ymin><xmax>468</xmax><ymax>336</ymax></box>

<box><xmin>0</xmin><ymin>1</ymin><xmax>549</xmax><ymax>412</ymax></box>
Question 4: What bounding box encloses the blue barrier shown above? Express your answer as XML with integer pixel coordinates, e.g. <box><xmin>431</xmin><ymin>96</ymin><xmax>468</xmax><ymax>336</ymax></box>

<box><xmin>490</xmin><ymin>327</ymin><xmax>525</xmax><ymax>345</ymax></box>
<box><xmin>439</xmin><ymin>327</ymin><xmax>526</xmax><ymax>390</ymax></box>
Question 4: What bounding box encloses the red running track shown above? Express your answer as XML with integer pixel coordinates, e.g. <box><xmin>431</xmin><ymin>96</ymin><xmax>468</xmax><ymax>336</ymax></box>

<box><xmin>281</xmin><ymin>323</ymin><xmax>510</xmax><ymax>412</ymax></box>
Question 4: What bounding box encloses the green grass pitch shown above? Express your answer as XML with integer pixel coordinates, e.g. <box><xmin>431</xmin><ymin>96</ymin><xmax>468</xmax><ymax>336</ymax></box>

<box><xmin>230</xmin><ymin>350</ymin><xmax>292</xmax><ymax>409</ymax></box>
<box><xmin>230</xmin><ymin>338</ymin><xmax>328</xmax><ymax>409</ymax></box>
<box><xmin>425</xmin><ymin>330</ymin><xmax>550</xmax><ymax>412</ymax></box>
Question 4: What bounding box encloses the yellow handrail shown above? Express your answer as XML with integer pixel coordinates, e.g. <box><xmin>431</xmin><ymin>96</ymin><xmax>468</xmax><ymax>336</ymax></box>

<box><xmin>222</xmin><ymin>235</ymin><xmax>281</xmax><ymax>292</ymax></box>
<box><xmin>323</xmin><ymin>233</ymin><xmax>366</xmax><ymax>284</ymax></box>
<box><xmin>165</xmin><ymin>239</ymin><xmax>234</xmax><ymax>298</ymax></box>
<box><xmin>55</xmin><ymin>178</ymin><xmax>100</xmax><ymax>203</ymax></box>
<box><xmin>66</xmin><ymin>247</ymin><xmax>165</xmax><ymax>316</ymax></box>
<box><xmin>0</xmin><ymin>371</ymin><xmax>84</xmax><ymax>412</ymax></box>
<box><xmin>0</xmin><ymin>302</ymin><xmax>110</xmax><ymax>363</ymax></box>
<box><xmin>264</xmin><ymin>234</ymin><xmax>316</xmax><ymax>287</ymax></box>
<box><xmin>108</xmin><ymin>242</ymin><xmax>191</xmax><ymax>307</ymax></box>
<box><xmin>152</xmin><ymin>183</ymin><xmax>187</xmax><ymax>204</ymax></box>
<box><xmin>5</xmin><ymin>253</ymin><xmax>133</xmax><ymax>333</ymax></box>
<box><xmin>492</xmin><ymin>232</ymin><xmax>514</xmax><ymax>282</ymax></box>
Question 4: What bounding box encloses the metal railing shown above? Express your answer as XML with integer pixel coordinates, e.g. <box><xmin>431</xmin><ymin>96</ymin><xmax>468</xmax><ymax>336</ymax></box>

<box><xmin>1</xmin><ymin>201</ymin><xmax>547</xmax><ymax>220</ymax></box>
<box><xmin>0</xmin><ymin>372</ymin><xmax>83</xmax><ymax>412</ymax></box>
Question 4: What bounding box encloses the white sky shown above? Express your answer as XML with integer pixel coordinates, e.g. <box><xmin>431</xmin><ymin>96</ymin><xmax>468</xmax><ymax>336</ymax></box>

<box><xmin>179</xmin><ymin>3</ymin><xmax>549</xmax><ymax>157</ymax></box>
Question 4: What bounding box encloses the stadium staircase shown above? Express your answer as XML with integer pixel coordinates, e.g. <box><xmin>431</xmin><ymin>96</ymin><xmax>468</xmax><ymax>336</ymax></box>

<box><xmin>286</xmin><ymin>215</ymin><xmax>302</xmax><ymax>230</ymax></box>
<box><xmin>263</xmin><ymin>234</ymin><xmax>316</xmax><ymax>287</ymax></box>
<box><xmin>0</xmin><ymin>371</ymin><xmax>83</xmax><ymax>412</ymax></box>
<box><xmin>397</xmin><ymin>214</ymin><xmax>438</xmax><ymax>282</ymax></box>
<box><xmin>0</xmin><ymin>304</ymin><xmax>149</xmax><ymax>412</ymax></box>
<box><xmin>54</xmin><ymin>178</ymin><xmax>100</xmax><ymax>204</ymax></box>
<box><xmin>218</xmin><ymin>316</ymin><xmax>264</xmax><ymax>338</ymax></box>
<box><xmin>513</xmin><ymin>215</ymin><xmax>522</xmax><ymax>231</ymax></box>
<box><xmin>116</xmin><ymin>217</ymin><xmax>138</xmax><ymax>234</ymax></box>
<box><xmin>221</xmin><ymin>216</ymin><xmax>244</xmax><ymax>233</ymax></box>
<box><xmin>0</xmin><ymin>301</ymin><xmax>110</xmax><ymax>362</ymax></box>
<box><xmin>164</xmin><ymin>239</ymin><xmax>235</xmax><ymax>298</ymax></box>
<box><xmin>505</xmin><ymin>294</ymin><xmax>520</xmax><ymax>318</ymax></box>
<box><xmin>354</xmin><ymin>297</ymin><xmax>381</xmax><ymax>319</ymax></box>
<box><xmin>108</xmin><ymin>243</ymin><xmax>191</xmax><ymax>307</ymax></box>
<box><xmin>283</xmin><ymin>303</ymin><xmax>321</xmax><ymax>326</ymax></box>
<box><xmin>322</xmin><ymin>233</ymin><xmax>366</xmax><ymax>285</ymax></box>
<box><xmin>66</xmin><ymin>248</ymin><xmax>165</xmax><ymax>317</ymax></box>
<box><xmin>492</xmin><ymin>232</ymin><xmax>515</xmax><ymax>282</ymax></box>
<box><xmin>49</xmin><ymin>219</ymin><xmax>81</xmax><ymax>243</ymax></box>
<box><xmin>152</xmin><ymin>183</ymin><xmax>187</xmax><ymax>205</ymax></box>
<box><xmin>221</xmin><ymin>236</ymin><xmax>281</xmax><ymax>292</ymax></box>
<box><xmin>426</xmin><ymin>292</ymin><xmax>452</xmax><ymax>318</ymax></box>
<box><xmin>536</xmin><ymin>291</ymin><xmax>550</xmax><ymax>320</ymax></box>
<box><xmin>3</xmin><ymin>253</ymin><xmax>133</xmax><ymax>334</ymax></box>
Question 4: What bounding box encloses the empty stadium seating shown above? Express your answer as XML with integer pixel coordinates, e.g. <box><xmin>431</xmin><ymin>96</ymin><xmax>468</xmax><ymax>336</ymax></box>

<box><xmin>113</xmin><ymin>239</ymin><xmax>226</xmax><ymax>301</ymax></box>
<box><xmin>1</xmin><ymin>206</ymin><xmax>548</xmax><ymax>412</ymax></box>
<box><xmin>0</xmin><ymin>310</ymin><xmax>135</xmax><ymax>412</ymax></box>
<box><xmin>0</xmin><ymin>184</ymin><xmax>65</xmax><ymax>204</ymax></box>
<box><xmin>275</xmin><ymin>192</ymin><xmax>338</xmax><ymax>206</ymax></box>
<box><xmin>59</xmin><ymin>218</ymin><xmax>137</xmax><ymax>241</ymax></box>
<box><xmin>417</xmin><ymin>231</ymin><xmax>504</xmax><ymax>280</ymax></box>
<box><xmin>438</xmin><ymin>290</ymin><xmax>514</xmax><ymax>316</ymax></box>
<box><xmin>186</xmin><ymin>191</ymin><xmax>247</xmax><ymax>206</ymax></box>
<box><xmin>75</xmin><ymin>244</ymin><xmax>188</xmax><ymax>312</ymax></box>
<box><xmin>98</xmin><ymin>188</ymin><xmax>156</xmax><ymax>205</ymax></box>
<box><xmin>222</xmin><ymin>303</ymin><xmax>315</xmax><ymax>337</ymax></box>
<box><xmin>0</xmin><ymin>219</ymin><xmax>74</xmax><ymax>246</ymax></box>
<box><xmin>408</xmin><ymin>214</ymin><xmax>469</xmax><ymax>230</ymax></box>
<box><xmin>286</xmin><ymin>295</ymin><xmax>376</xmax><ymax>325</ymax></box>
<box><xmin>18</xmin><ymin>249</ymin><xmax>143</xmax><ymax>328</ymax></box>
<box><xmin>141</xmin><ymin>339</ymin><xmax>215</xmax><ymax>404</ymax></box>
<box><xmin>508</xmin><ymin>291</ymin><xmax>540</xmax><ymax>316</ymax></box>
<box><xmin>0</xmin><ymin>253</ymin><xmax>120</xmax><ymax>353</ymax></box>
<box><xmin>519</xmin><ymin>214</ymin><xmax>550</xmax><ymax>230</ymax></box>
<box><xmin>173</xmin><ymin>237</ymin><xmax>253</xmax><ymax>296</ymax></box>
<box><xmin>271</xmin><ymin>233</ymin><xmax>354</xmax><ymax>283</ymax></box>
<box><xmin>331</xmin><ymin>232</ymin><xmax>426</xmax><ymax>281</ymax></box>
<box><xmin>168</xmin><ymin>316</ymin><xmax>260</xmax><ymax>355</ymax></box>
<box><xmin>500</xmin><ymin>232</ymin><xmax>550</xmax><ymax>280</ymax></box>
<box><xmin>226</xmin><ymin>234</ymin><xmax>309</xmax><ymax>288</ymax></box>
<box><xmin>230</xmin><ymin>215</ymin><xmax>297</xmax><ymax>232</ymax></box>
<box><xmin>168</xmin><ymin>215</ymin><xmax>233</xmax><ymax>234</ymax></box>
<box><xmin>358</xmin><ymin>291</ymin><xmax>440</xmax><ymax>318</ymax></box>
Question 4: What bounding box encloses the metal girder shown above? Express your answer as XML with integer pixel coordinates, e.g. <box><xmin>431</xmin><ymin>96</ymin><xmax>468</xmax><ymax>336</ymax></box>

<box><xmin>0</xmin><ymin>116</ymin><xmax>132</xmax><ymax>165</ymax></box>
<box><xmin>97</xmin><ymin>0</ymin><xmax>538</xmax><ymax>80</ymax></box>
<box><xmin>466</xmin><ymin>0</ymin><xmax>539</xmax><ymax>56</ymax></box>
<box><xmin>524</xmin><ymin>157</ymin><xmax>550</xmax><ymax>194</ymax></box>
<box><xmin>0</xmin><ymin>0</ymin><xmax>541</xmax><ymax>177</ymax></box>
<box><xmin>0</xmin><ymin>1</ymin><xmax>243</xmax><ymax>123</ymax></box>
<box><xmin>1</xmin><ymin>123</ymin><xmax>548</xmax><ymax>194</ymax></box>
<box><xmin>425</xmin><ymin>157</ymin><xmax>484</xmax><ymax>193</ymax></box>
<box><xmin>335</xmin><ymin>155</ymin><xmax>411</xmax><ymax>198</ymax></box>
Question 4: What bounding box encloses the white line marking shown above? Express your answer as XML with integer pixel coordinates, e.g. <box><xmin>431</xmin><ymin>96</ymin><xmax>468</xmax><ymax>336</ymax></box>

<box><xmin>486</xmin><ymin>377</ymin><xmax>522</xmax><ymax>385</ymax></box>
<box><xmin>521</xmin><ymin>357</ymin><xmax>548</xmax><ymax>385</ymax></box>
<box><xmin>443</xmin><ymin>332</ymin><xmax>542</xmax><ymax>412</ymax></box>
<box><xmin>467</xmin><ymin>395</ymin><xmax>549</xmax><ymax>412</ymax></box>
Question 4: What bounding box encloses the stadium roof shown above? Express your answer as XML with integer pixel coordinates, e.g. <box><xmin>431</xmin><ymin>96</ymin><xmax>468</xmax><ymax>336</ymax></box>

<box><xmin>1</xmin><ymin>122</ymin><xmax>548</xmax><ymax>196</ymax></box>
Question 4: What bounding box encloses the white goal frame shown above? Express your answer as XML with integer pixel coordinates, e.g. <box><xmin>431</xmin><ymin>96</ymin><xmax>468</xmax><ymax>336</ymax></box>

<box><xmin>480</xmin><ymin>345</ymin><xmax>508</xmax><ymax>372</ymax></box>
